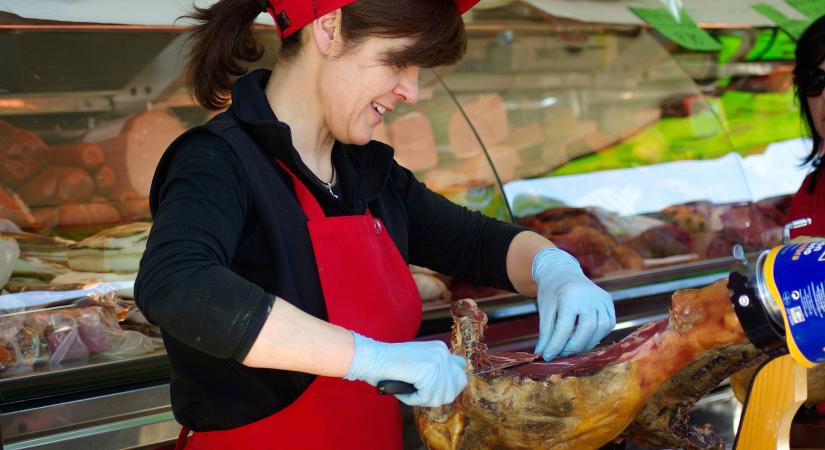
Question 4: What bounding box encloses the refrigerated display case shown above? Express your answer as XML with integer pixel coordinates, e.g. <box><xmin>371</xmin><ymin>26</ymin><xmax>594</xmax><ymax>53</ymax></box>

<box><xmin>0</xmin><ymin>1</ymin><xmax>818</xmax><ymax>449</ymax></box>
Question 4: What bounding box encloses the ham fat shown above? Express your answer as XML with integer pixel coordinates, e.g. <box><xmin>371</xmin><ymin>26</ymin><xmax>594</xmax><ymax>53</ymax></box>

<box><xmin>414</xmin><ymin>279</ymin><xmax>762</xmax><ymax>450</ymax></box>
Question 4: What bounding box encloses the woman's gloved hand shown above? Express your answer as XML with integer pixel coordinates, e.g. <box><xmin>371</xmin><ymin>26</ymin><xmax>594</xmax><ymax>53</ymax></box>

<box><xmin>532</xmin><ymin>247</ymin><xmax>616</xmax><ymax>361</ymax></box>
<box><xmin>344</xmin><ymin>331</ymin><xmax>468</xmax><ymax>407</ymax></box>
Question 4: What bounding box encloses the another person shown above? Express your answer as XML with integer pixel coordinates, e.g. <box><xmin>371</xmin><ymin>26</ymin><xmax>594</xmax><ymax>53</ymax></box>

<box><xmin>789</xmin><ymin>15</ymin><xmax>825</xmax><ymax>237</ymax></box>
<box><xmin>135</xmin><ymin>0</ymin><xmax>616</xmax><ymax>448</ymax></box>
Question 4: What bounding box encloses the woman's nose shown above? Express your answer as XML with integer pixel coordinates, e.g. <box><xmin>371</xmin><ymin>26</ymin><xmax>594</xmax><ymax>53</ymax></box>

<box><xmin>394</xmin><ymin>66</ymin><xmax>420</xmax><ymax>104</ymax></box>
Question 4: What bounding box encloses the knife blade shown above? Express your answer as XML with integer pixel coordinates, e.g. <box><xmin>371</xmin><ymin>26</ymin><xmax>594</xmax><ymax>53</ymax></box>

<box><xmin>376</xmin><ymin>356</ymin><xmax>540</xmax><ymax>395</ymax></box>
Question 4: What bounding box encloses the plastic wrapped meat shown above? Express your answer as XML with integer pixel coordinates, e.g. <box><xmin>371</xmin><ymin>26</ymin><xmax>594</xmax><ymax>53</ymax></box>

<box><xmin>549</xmin><ymin>226</ymin><xmax>643</xmax><ymax>278</ymax></box>
<box><xmin>706</xmin><ymin>203</ymin><xmax>783</xmax><ymax>257</ymax></box>
<box><xmin>517</xmin><ymin>207</ymin><xmax>607</xmax><ymax>236</ymax></box>
<box><xmin>627</xmin><ymin>224</ymin><xmax>693</xmax><ymax>259</ymax></box>
<box><xmin>415</xmin><ymin>279</ymin><xmax>758</xmax><ymax>450</ymax></box>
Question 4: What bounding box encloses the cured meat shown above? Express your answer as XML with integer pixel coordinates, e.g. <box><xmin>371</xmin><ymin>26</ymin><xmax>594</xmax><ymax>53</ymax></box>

<box><xmin>389</xmin><ymin>112</ymin><xmax>438</xmax><ymax>172</ymax></box>
<box><xmin>518</xmin><ymin>207</ymin><xmax>607</xmax><ymax>236</ymax></box>
<box><xmin>548</xmin><ymin>226</ymin><xmax>643</xmax><ymax>279</ymax></box>
<box><xmin>89</xmin><ymin>110</ymin><xmax>186</xmax><ymax>197</ymax></box>
<box><xmin>50</xmin><ymin>143</ymin><xmax>105</xmax><ymax>171</ymax></box>
<box><xmin>35</xmin><ymin>203</ymin><xmax>122</xmax><ymax>231</ymax></box>
<box><xmin>623</xmin><ymin>343</ymin><xmax>765</xmax><ymax>449</ymax></box>
<box><xmin>18</xmin><ymin>166</ymin><xmax>95</xmax><ymax>207</ymax></box>
<box><xmin>413</xmin><ymin>272</ymin><xmax>452</xmax><ymax>304</ymax></box>
<box><xmin>449</xmin><ymin>94</ymin><xmax>509</xmax><ymax>158</ymax></box>
<box><xmin>456</xmin><ymin>145</ymin><xmax>522</xmax><ymax>185</ymax></box>
<box><xmin>94</xmin><ymin>164</ymin><xmax>117</xmax><ymax>197</ymax></box>
<box><xmin>0</xmin><ymin>120</ymin><xmax>51</xmax><ymax>187</ymax></box>
<box><xmin>627</xmin><ymin>224</ymin><xmax>693</xmax><ymax>259</ymax></box>
<box><xmin>415</xmin><ymin>279</ymin><xmax>751</xmax><ymax>450</ymax></box>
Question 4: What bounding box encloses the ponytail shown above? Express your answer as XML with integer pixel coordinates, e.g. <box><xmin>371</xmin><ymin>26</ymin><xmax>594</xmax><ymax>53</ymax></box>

<box><xmin>182</xmin><ymin>0</ymin><xmax>266</xmax><ymax>110</ymax></box>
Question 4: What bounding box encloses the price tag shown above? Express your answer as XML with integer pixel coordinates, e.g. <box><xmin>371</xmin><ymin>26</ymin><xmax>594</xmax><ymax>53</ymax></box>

<box><xmin>754</xmin><ymin>4</ymin><xmax>811</xmax><ymax>39</ymax></box>
<box><xmin>630</xmin><ymin>7</ymin><xmax>721</xmax><ymax>52</ymax></box>
<box><xmin>787</xmin><ymin>0</ymin><xmax>825</xmax><ymax>20</ymax></box>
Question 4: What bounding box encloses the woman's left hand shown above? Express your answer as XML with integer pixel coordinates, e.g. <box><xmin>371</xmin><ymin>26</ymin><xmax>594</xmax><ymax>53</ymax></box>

<box><xmin>532</xmin><ymin>247</ymin><xmax>616</xmax><ymax>361</ymax></box>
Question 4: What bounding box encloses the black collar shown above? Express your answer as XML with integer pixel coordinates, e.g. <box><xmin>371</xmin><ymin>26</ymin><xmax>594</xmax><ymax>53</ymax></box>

<box><xmin>229</xmin><ymin>69</ymin><xmax>396</xmax><ymax>211</ymax></box>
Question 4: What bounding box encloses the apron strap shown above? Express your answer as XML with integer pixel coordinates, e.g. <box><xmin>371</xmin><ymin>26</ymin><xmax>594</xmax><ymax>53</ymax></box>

<box><xmin>274</xmin><ymin>159</ymin><xmax>326</xmax><ymax>221</ymax></box>
<box><xmin>175</xmin><ymin>427</ymin><xmax>191</xmax><ymax>450</ymax></box>
<box><xmin>274</xmin><ymin>158</ymin><xmax>372</xmax><ymax>219</ymax></box>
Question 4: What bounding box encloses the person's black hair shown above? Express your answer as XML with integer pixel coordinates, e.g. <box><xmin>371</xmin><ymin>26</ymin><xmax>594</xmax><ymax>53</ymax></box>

<box><xmin>793</xmin><ymin>15</ymin><xmax>825</xmax><ymax>192</ymax></box>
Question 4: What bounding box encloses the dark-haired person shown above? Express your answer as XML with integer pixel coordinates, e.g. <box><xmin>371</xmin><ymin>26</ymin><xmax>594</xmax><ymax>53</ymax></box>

<box><xmin>789</xmin><ymin>15</ymin><xmax>825</xmax><ymax>237</ymax></box>
<box><xmin>135</xmin><ymin>1</ymin><xmax>615</xmax><ymax>448</ymax></box>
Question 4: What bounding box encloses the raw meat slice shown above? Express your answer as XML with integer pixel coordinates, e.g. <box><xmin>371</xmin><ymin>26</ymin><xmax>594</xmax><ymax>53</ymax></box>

<box><xmin>415</xmin><ymin>279</ymin><xmax>752</xmax><ymax>450</ymax></box>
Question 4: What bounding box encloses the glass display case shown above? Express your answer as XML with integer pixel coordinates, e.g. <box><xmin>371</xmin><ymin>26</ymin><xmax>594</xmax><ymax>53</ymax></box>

<box><xmin>0</xmin><ymin>1</ymin><xmax>816</xmax><ymax>448</ymax></box>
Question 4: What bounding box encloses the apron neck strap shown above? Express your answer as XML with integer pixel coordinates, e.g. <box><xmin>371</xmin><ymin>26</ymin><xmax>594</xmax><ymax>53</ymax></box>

<box><xmin>275</xmin><ymin>158</ymin><xmax>326</xmax><ymax>221</ymax></box>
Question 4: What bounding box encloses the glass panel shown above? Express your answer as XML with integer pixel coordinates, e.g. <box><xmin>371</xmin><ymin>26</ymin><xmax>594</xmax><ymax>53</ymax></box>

<box><xmin>421</xmin><ymin>12</ymin><xmax>810</xmax><ymax>288</ymax></box>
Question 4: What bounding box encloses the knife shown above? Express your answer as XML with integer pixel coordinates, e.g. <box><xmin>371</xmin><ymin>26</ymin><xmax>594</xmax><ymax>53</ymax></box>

<box><xmin>377</xmin><ymin>356</ymin><xmax>539</xmax><ymax>395</ymax></box>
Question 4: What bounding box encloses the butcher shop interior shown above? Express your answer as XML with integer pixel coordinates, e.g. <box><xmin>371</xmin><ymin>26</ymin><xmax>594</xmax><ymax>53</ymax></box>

<box><xmin>0</xmin><ymin>0</ymin><xmax>824</xmax><ymax>449</ymax></box>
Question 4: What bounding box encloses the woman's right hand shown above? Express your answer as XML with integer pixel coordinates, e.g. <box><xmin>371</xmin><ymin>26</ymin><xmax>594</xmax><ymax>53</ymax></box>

<box><xmin>344</xmin><ymin>331</ymin><xmax>468</xmax><ymax>407</ymax></box>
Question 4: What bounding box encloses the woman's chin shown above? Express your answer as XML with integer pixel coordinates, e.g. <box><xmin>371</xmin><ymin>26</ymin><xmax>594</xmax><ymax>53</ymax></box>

<box><xmin>345</xmin><ymin>131</ymin><xmax>374</xmax><ymax>146</ymax></box>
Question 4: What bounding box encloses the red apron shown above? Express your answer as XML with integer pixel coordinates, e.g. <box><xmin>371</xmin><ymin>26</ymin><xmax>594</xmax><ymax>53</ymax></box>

<box><xmin>177</xmin><ymin>160</ymin><xmax>422</xmax><ymax>450</ymax></box>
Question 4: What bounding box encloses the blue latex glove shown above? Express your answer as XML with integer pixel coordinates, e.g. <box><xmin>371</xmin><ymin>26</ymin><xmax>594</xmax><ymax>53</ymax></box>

<box><xmin>532</xmin><ymin>247</ymin><xmax>616</xmax><ymax>361</ymax></box>
<box><xmin>344</xmin><ymin>332</ymin><xmax>468</xmax><ymax>407</ymax></box>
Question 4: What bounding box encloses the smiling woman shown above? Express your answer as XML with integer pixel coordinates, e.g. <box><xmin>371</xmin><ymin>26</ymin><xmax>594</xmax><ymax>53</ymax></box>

<box><xmin>134</xmin><ymin>0</ymin><xmax>617</xmax><ymax>449</ymax></box>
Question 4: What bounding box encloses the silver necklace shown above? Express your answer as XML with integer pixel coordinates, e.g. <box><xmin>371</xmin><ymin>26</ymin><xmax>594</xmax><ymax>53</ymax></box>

<box><xmin>320</xmin><ymin>165</ymin><xmax>338</xmax><ymax>199</ymax></box>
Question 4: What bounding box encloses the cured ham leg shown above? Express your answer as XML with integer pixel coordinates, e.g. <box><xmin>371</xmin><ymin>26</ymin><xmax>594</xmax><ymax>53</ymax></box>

<box><xmin>623</xmin><ymin>342</ymin><xmax>765</xmax><ymax>449</ymax></box>
<box><xmin>414</xmin><ymin>279</ymin><xmax>753</xmax><ymax>450</ymax></box>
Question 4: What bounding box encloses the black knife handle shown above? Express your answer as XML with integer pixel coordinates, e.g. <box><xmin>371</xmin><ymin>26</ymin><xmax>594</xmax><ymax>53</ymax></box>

<box><xmin>376</xmin><ymin>380</ymin><xmax>417</xmax><ymax>395</ymax></box>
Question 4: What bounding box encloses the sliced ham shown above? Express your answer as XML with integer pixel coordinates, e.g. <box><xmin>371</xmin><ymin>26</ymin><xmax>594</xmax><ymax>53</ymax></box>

<box><xmin>449</xmin><ymin>94</ymin><xmax>509</xmax><ymax>158</ymax></box>
<box><xmin>389</xmin><ymin>112</ymin><xmax>438</xmax><ymax>172</ymax></box>
<box><xmin>455</xmin><ymin>145</ymin><xmax>522</xmax><ymax>186</ymax></box>
<box><xmin>414</xmin><ymin>279</ymin><xmax>758</xmax><ymax>450</ymax></box>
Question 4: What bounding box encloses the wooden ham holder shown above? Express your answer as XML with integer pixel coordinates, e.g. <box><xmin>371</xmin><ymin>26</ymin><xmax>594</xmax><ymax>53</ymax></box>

<box><xmin>734</xmin><ymin>355</ymin><xmax>810</xmax><ymax>450</ymax></box>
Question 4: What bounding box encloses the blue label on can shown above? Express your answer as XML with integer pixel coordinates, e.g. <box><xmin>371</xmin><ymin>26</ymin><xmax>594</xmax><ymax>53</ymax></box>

<box><xmin>765</xmin><ymin>241</ymin><xmax>825</xmax><ymax>367</ymax></box>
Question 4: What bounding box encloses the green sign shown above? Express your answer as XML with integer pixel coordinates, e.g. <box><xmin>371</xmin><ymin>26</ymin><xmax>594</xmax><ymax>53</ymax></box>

<box><xmin>754</xmin><ymin>4</ymin><xmax>811</xmax><ymax>39</ymax></box>
<box><xmin>630</xmin><ymin>7</ymin><xmax>721</xmax><ymax>52</ymax></box>
<box><xmin>787</xmin><ymin>0</ymin><xmax>825</xmax><ymax>20</ymax></box>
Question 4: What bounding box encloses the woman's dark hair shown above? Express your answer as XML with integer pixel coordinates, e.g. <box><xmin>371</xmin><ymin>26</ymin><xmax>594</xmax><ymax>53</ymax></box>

<box><xmin>184</xmin><ymin>0</ymin><xmax>468</xmax><ymax>110</ymax></box>
<box><xmin>793</xmin><ymin>15</ymin><xmax>825</xmax><ymax>187</ymax></box>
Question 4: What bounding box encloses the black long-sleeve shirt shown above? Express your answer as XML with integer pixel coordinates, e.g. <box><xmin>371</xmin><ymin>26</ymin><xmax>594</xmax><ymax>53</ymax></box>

<box><xmin>134</xmin><ymin>69</ymin><xmax>527</xmax><ymax>430</ymax></box>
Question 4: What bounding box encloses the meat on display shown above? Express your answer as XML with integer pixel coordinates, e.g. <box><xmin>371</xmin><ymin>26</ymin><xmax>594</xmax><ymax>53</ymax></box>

<box><xmin>414</xmin><ymin>279</ymin><xmax>766</xmax><ymax>450</ymax></box>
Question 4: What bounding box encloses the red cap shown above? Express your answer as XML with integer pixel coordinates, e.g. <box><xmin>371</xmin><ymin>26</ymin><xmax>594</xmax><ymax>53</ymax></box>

<box><xmin>263</xmin><ymin>0</ymin><xmax>480</xmax><ymax>39</ymax></box>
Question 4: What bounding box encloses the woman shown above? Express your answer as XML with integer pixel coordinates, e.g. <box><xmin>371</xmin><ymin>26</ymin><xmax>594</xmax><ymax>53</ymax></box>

<box><xmin>789</xmin><ymin>15</ymin><xmax>825</xmax><ymax>237</ymax></box>
<box><xmin>135</xmin><ymin>0</ymin><xmax>615</xmax><ymax>448</ymax></box>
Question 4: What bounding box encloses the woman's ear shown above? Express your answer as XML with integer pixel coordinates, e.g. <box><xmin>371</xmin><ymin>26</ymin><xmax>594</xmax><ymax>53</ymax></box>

<box><xmin>312</xmin><ymin>9</ymin><xmax>343</xmax><ymax>57</ymax></box>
